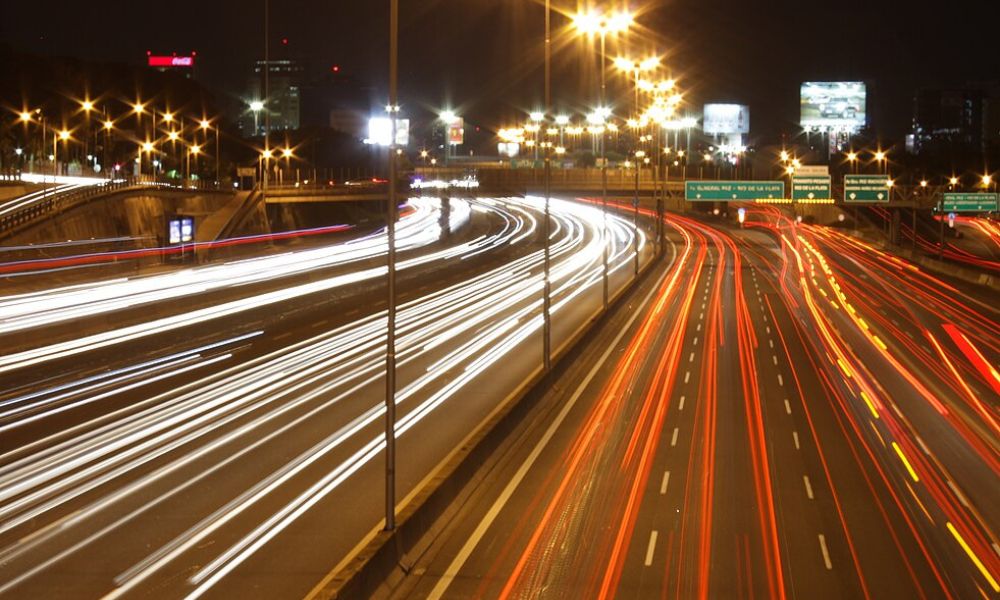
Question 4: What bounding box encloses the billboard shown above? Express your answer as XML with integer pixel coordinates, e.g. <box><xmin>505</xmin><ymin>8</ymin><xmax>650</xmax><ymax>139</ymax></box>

<box><xmin>703</xmin><ymin>104</ymin><xmax>750</xmax><ymax>135</ymax></box>
<box><xmin>148</xmin><ymin>55</ymin><xmax>195</xmax><ymax>68</ymax></box>
<box><xmin>801</xmin><ymin>82</ymin><xmax>866</xmax><ymax>131</ymax></box>
<box><xmin>366</xmin><ymin>118</ymin><xmax>410</xmax><ymax>146</ymax></box>
<box><xmin>448</xmin><ymin>118</ymin><xmax>465</xmax><ymax>145</ymax></box>
<box><xmin>168</xmin><ymin>216</ymin><xmax>195</xmax><ymax>244</ymax></box>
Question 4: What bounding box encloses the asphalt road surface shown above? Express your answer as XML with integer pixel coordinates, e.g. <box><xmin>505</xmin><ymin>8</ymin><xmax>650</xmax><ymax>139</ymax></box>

<box><xmin>0</xmin><ymin>195</ymin><xmax>654</xmax><ymax>598</ymax></box>
<box><xmin>389</xmin><ymin>205</ymin><xmax>999</xmax><ymax>600</ymax></box>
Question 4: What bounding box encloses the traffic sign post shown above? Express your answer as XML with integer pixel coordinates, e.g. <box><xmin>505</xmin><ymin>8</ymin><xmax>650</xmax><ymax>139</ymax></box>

<box><xmin>938</xmin><ymin>193</ymin><xmax>999</xmax><ymax>213</ymax></box>
<box><xmin>844</xmin><ymin>174</ymin><xmax>890</xmax><ymax>203</ymax></box>
<box><xmin>792</xmin><ymin>175</ymin><xmax>832</xmax><ymax>201</ymax></box>
<box><xmin>685</xmin><ymin>181</ymin><xmax>784</xmax><ymax>201</ymax></box>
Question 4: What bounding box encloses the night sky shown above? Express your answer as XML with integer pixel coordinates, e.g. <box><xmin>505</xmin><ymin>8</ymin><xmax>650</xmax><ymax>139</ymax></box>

<box><xmin>2</xmin><ymin>0</ymin><xmax>997</xmax><ymax>140</ymax></box>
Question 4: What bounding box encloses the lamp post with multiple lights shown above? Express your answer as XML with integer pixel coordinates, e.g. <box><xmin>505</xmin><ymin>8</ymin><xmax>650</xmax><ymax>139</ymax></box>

<box><xmin>573</xmin><ymin>8</ymin><xmax>632</xmax><ymax>310</ymax></box>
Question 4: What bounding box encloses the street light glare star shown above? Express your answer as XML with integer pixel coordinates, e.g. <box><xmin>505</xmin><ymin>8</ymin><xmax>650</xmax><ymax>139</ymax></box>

<box><xmin>81</xmin><ymin>100</ymin><xmax>94</xmax><ymax>112</ymax></box>
<box><xmin>200</xmin><ymin>119</ymin><xmax>211</xmax><ymax>129</ymax></box>
<box><xmin>19</xmin><ymin>111</ymin><xmax>32</xmax><ymax>122</ymax></box>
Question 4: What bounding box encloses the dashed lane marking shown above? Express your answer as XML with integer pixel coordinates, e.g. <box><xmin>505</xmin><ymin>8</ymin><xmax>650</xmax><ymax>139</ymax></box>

<box><xmin>644</xmin><ymin>531</ymin><xmax>659</xmax><ymax>566</ymax></box>
<box><xmin>818</xmin><ymin>535</ymin><xmax>833</xmax><ymax>570</ymax></box>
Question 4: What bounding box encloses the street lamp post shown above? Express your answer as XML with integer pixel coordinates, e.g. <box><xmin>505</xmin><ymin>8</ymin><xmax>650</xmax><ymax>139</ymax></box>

<box><xmin>633</xmin><ymin>150</ymin><xmax>644</xmax><ymax>276</ymax></box>
<box><xmin>542</xmin><ymin>0</ymin><xmax>553</xmax><ymax>373</ymax></box>
<box><xmin>574</xmin><ymin>9</ymin><xmax>632</xmax><ymax>310</ymax></box>
<box><xmin>187</xmin><ymin>145</ymin><xmax>201</xmax><ymax>184</ymax></box>
<box><xmin>385</xmin><ymin>0</ymin><xmax>399</xmax><ymax>533</ymax></box>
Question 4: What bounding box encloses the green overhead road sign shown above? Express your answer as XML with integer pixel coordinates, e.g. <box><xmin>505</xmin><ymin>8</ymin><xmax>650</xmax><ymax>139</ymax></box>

<box><xmin>844</xmin><ymin>174</ymin><xmax>891</xmax><ymax>203</ymax></box>
<box><xmin>685</xmin><ymin>181</ymin><xmax>784</xmax><ymax>201</ymax></box>
<box><xmin>938</xmin><ymin>193</ymin><xmax>998</xmax><ymax>213</ymax></box>
<box><xmin>792</xmin><ymin>175</ymin><xmax>832</xmax><ymax>200</ymax></box>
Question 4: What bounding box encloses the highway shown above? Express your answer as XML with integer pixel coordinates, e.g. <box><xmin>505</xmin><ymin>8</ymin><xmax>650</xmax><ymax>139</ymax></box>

<box><xmin>0</xmin><ymin>194</ymin><xmax>652</xmax><ymax>598</ymax></box>
<box><xmin>390</xmin><ymin>206</ymin><xmax>999</xmax><ymax>599</ymax></box>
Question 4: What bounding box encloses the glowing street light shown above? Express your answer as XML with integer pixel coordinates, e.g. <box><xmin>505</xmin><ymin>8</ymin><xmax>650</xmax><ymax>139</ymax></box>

<box><xmin>249</xmin><ymin>101</ymin><xmax>264</xmax><ymax>135</ymax></box>
<box><xmin>983</xmin><ymin>174</ymin><xmax>993</xmax><ymax>186</ymax></box>
<box><xmin>58</xmin><ymin>129</ymin><xmax>71</xmax><ymax>141</ymax></box>
<box><xmin>199</xmin><ymin>119</ymin><xmax>211</xmax><ymax>130</ymax></box>
<box><xmin>572</xmin><ymin>9</ymin><xmax>632</xmax><ymax>35</ymax></box>
<box><xmin>949</xmin><ymin>176</ymin><xmax>959</xmax><ymax>186</ymax></box>
<box><xmin>439</xmin><ymin>110</ymin><xmax>459</xmax><ymax>125</ymax></box>
<box><xmin>104</xmin><ymin>120</ymin><xmax>114</xmax><ymax>130</ymax></box>
<box><xmin>282</xmin><ymin>147</ymin><xmax>294</xmax><ymax>159</ymax></box>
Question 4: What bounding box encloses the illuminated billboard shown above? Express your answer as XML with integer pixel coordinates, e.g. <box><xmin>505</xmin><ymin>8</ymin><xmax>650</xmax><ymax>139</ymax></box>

<box><xmin>801</xmin><ymin>82</ymin><xmax>866</xmax><ymax>131</ymax></box>
<box><xmin>703</xmin><ymin>104</ymin><xmax>749</xmax><ymax>135</ymax></box>
<box><xmin>168</xmin><ymin>216</ymin><xmax>194</xmax><ymax>244</ymax></box>
<box><xmin>148</xmin><ymin>55</ymin><xmax>195</xmax><ymax>68</ymax></box>
<box><xmin>448</xmin><ymin>118</ymin><xmax>465</xmax><ymax>145</ymax></box>
<box><xmin>366</xmin><ymin>118</ymin><xmax>410</xmax><ymax>146</ymax></box>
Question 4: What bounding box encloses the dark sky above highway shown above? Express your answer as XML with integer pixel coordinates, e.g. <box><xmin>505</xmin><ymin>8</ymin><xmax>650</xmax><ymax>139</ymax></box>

<box><xmin>1</xmin><ymin>0</ymin><xmax>996</xmax><ymax>138</ymax></box>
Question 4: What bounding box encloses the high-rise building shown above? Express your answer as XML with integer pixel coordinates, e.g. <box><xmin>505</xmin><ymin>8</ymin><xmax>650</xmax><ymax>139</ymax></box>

<box><xmin>909</xmin><ymin>86</ymin><xmax>1000</xmax><ymax>156</ymax></box>
<box><xmin>245</xmin><ymin>58</ymin><xmax>305</xmax><ymax>136</ymax></box>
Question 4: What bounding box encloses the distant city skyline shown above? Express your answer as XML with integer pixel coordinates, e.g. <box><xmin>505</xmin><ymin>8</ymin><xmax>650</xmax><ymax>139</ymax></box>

<box><xmin>2</xmin><ymin>0</ymin><xmax>998</xmax><ymax>140</ymax></box>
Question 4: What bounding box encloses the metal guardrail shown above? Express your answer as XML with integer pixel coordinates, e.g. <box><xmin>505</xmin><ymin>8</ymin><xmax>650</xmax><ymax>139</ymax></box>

<box><xmin>0</xmin><ymin>177</ymin><xmax>233</xmax><ymax>240</ymax></box>
<box><xmin>0</xmin><ymin>180</ymin><xmax>135</xmax><ymax>236</ymax></box>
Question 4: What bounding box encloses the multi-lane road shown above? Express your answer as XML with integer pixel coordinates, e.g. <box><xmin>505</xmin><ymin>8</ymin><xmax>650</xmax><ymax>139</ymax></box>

<box><xmin>391</xmin><ymin>205</ymin><xmax>999</xmax><ymax>599</ymax></box>
<box><xmin>0</xmin><ymin>194</ymin><xmax>652</xmax><ymax>598</ymax></box>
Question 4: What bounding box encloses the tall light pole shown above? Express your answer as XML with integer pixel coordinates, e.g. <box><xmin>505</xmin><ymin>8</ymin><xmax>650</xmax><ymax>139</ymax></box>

<box><xmin>573</xmin><ymin>8</ymin><xmax>632</xmax><ymax>311</ymax></box>
<box><xmin>542</xmin><ymin>0</ymin><xmax>552</xmax><ymax>372</ymax></box>
<box><xmin>385</xmin><ymin>0</ymin><xmax>399</xmax><ymax>533</ymax></box>
<box><xmin>633</xmin><ymin>150</ymin><xmax>644</xmax><ymax>275</ymax></box>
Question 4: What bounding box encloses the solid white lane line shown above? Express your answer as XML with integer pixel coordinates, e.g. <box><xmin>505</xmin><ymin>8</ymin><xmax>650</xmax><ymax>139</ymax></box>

<box><xmin>818</xmin><ymin>535</ymin><xmax>833</xmax><ymax>569</ymax></box>
<box><xmin>424</xmin><ymin>261</ymin><xmax>669</xmax><ymax>600</ymax></box>
<box><xmin>804</xmin><ymin>475</ymin><xmax>814</xmax><ymax>499</ymax></box>
<box><xmin>793</xmin><ymin>431</ymin><xmax>800</xmax><ymax>450</ymax></box>
<box><xmin>784</xmin><ymin>399</ymin><xmax>792</xmax><ymax>415</ymax></box>
<box><xmin>671</xmin><ymin>428</ymin><xmax>679</xmax><ymax>447</ymax></box>
<box><xmin>644</xmin><ymin>531</ymin><xmax>659</xmax><ymax>566</ymax></box>
<box><xmin>660</xmin><ymin>471</ymin><xmax>670</xmax><ymax>495</ymax></box>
